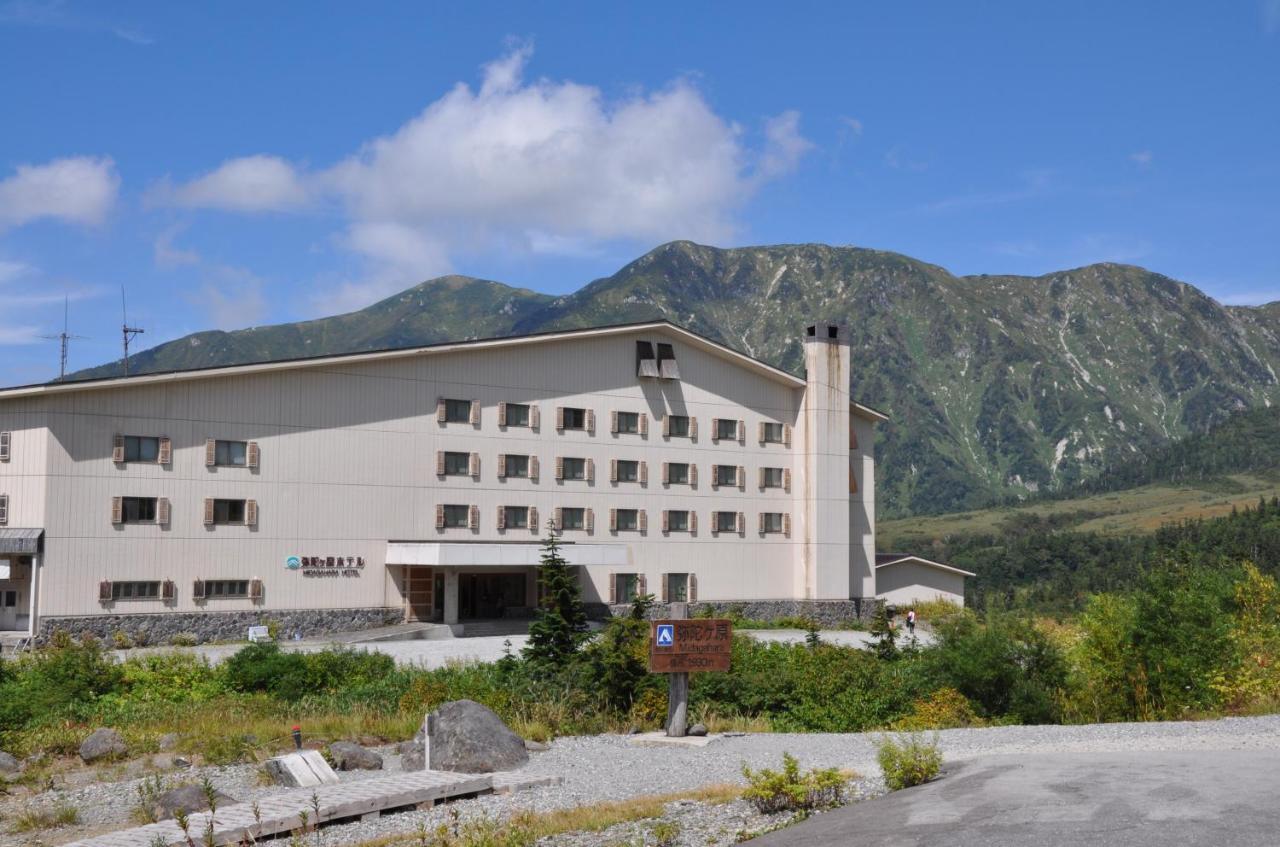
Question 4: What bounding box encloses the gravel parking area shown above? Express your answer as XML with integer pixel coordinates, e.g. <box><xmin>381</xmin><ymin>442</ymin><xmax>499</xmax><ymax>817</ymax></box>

<box><xmin>8</xmin><ymin>715</ymin><xmax>1280</xmax><ymax>847</ymax></box>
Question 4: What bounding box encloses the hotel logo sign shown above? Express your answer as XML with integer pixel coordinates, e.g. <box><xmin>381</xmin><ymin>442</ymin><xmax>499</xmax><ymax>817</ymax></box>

<box><xmin>286</xmin><ymin>555</ymin><xmax>366</xmax><ymax>578</ymax></box>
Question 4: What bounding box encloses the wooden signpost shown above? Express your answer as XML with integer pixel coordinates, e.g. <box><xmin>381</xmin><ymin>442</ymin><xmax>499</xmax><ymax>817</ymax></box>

<box><xmin>649</xmin><ymin>604</ymin><xmax>733</xmax><ymax>737</ymax></box>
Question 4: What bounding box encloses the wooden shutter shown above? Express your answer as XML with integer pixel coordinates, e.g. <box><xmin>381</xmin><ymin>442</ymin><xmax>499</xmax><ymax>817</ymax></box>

<box><xmin>640</xmin><ymin>461</ymin><xmax>648</xmax><ymax>485</ymax></box>
<box><xmin>113</xmin><ymin>434</ymin><xmax>125</xmax><ymax>463</ymax></box>
<box><xmin>608</xmin><ymin>573</ymin><xmax>617</xmax><ymax>604</ymax></box>
<box><xmin>436</xmin><ymin>451</ymin><xmax>446</xmax><ymax>476</ymax></box>
<box><xmin>610</xmin><ymin>459</ymin><xmax>618</xmax><ymax>483</ymax></box>
<box><xmin>610</xmin><ymin>508</ymin><xmax>618</xmax><ymax>531</ymax></box>
<box><xmin>0</xmin><ymin>494</ymin><xmax>7</xmax><ymax>526</ymax></box>
<box><xmin>556</xmin><ymin>456</ymin><xmax>564</xmax><ymax>480</ymax></box>
<box><xmin>469</xmin><ymin>453</ymin><xmax>480</xmax><ymax>477</ymax></box>
<box><xmin>158</xmin><ymin>436</ymin><xmax>172</xmax><ymax>465</ymax></box>
<box><xmin>661</xmin><ymin>510</ymin><xmax>669</xmax><ymax>533</ymax></box>
<box><xmin>497</xmin><ymin>454</ymin><xmax>507</xmax><ymax>478</ymax></box>
<box><xmin>661</xmin><ymin>573</ymin><xmax>670</xmax><ymax>603</ymax></box>
<box><xmin>111</xmin><ymin>496</ymin><xmax>124</xmax><ymax>525</ymax></box>
<box><xmin>556</xmin><ymin>406</ymin><xmax>565</xmax><ymax>431</ymax></box>
<box><xmin>435</xmin><ymin>504</ymin><xmax>445</xmax><ymax>529</ymax></box>
<box><xmin>689</xmin><ymin>573</ymin><xmax>698</xmax><ymax>602</ymax></box>
<box><xmin>710</xmin><ymin>463</ymin><xmax>719</xmax><ymax>488</ymax></box>
<box><xmin>638</xmin><ymin>509</ymin><xmax>648</xmax><ymax>533</ymax></box>
<box><xmin>247</xmin><ymin>441</ymin><xmax>260</xmax><ymax>468</ymax></box>
<box><xmin>99</xmin><ymin>580</ymin><xmax>113</xmax><ymax>602</ymax></box>
<box><xmin>554</xmin><ymin>507</ymin><xmax>563</xmax><ymax>531</ymax></box>
<box><xmin>610</xmin><ymin>411</ymin><xmax>619</xmax><ymax>434</ymax></box>
<box><xmin>690</xmin><ymin>463</ymin><xmax>698</xmax><ymax>486</ymax></box>
<box><xmin>203</xmin><ymin>498</ymin><xmax>214</xmax><ymax>525</ymax></box>
<box><xmin>689</xmin><ymin>417</ymin><xmax>698</xmax><ymax>440</ymax></box>
<box><xmin>586</xmin><ymin>409</ymin><xmax>595</xmax><ymax>434</ymax></box>
<box><xmin>758</xmin><ymin>421</ymin><xmax>767</xmax><ymax>445</ymax></box>
<box><xmin>245</xmin><ymin>499</ymin><xmax>259</xmax><ymax>527</ymax></box>
<box><xmin>690</xmin><ymin>511</ymin><xmax>697</xmax><ymax>534</ymax></box>
<box><xmin>162</xmin><ymin>580</ymin><xmax>176</xmax><ymax>601</ymax></box>
<box><xmin>784</xmin><ymin>512</ymin><xmax>791</xmax><ymax>537</ymax></box>
<box><xmin>497</xmin><ymin>505</ymin><xmax>506</xmax><ymax>530</ymax></box>
<box><xmin>736</xmin><ymin>511</ymin><xmax>745</xmax><ymax>534</ymax></box>
<box><xmin>250</xmin><ymin>578</ymin><xmax>264</xmax><ymax>601</ymax></box>
<box><xmin>469</xmin><ymin>400</ymin><xmax>480</xmax><ymax>425</ymax></box>
<box><xmin>586</xmin><ymin>458</ymin><xmax>595</xmax><ymax>482</ymax></box>
<box><xmin>192</xmin><ymin>579</ymin><xmax>205</xmax><ymax>600</ymax></box>
<box><xmin>737</xmin><ymin>466</ymin><xmax>746</xmax><ymax>489</ymax></box>
<box><xmin>711</xmin><ymin>418</ymin><xmax>720</xmax><ymax>443</ymax></box>
<box><xmin>586</xmin><ymin>508</ymin><xmax>594</xmax><ymax>533</ymax></box>
<box><xmin>758</xmin><ymin>512</ymin><xmax>766</xmax><ymax>534</ymax></box>
<box><xmin>529</xmin><ymin>506</ymin><xmax>538</xmax><ymax>530</ymax></box>
<box><xmin>639</xmin><ymin>413</ymin><xmax>649</xmax><ymax>436</ymax></box>
<box><xmin>157</xmin><ymin>498</ymin><xmax>171</xmax><ymax>526</ymax></box>
<box><xmin>498</xmin><ymin>401</ymin><xmax>508</xmax><ymax>427</ymax></box>
<box><xmin>784</xmin><ymin>468</ymin><xmax>792</xmax><ymax>492</ymax></box>
<box><xmin>638</xmin><ymin>573</ymin><xmax>647</xmax><ymax>596</ymax></box>
<box><xmin>738</xmin><ymin>419</ymin><xmax>746</xmax><ymax>444</ymax></box>
<box><xmin>663</xmin><ymin>414</ymin><xmax>671</xmax><ymax>437</ymax></box>
<box><xmin>759</xmin><ymin>467</ymin><xmax>767</xmax><ymax>489</ymax></box>
<box><xmin>710</xmin><ymin>510</ymin><xmax>719</xmax><ymax>535</ymax></box>
<box><xmin>0</xmin><ymin>430</ymin><xmax>9</xmax><ymax>462</ymax></box>
<box><xmin>530</xmin><ymin>456</ymin><xmax>539</xmax><ymax>481</ymax></box>
<box><xmin>204</xmin><ymin>438</ymin><xmax>216</xmax><ymax>467</ymax></box>
<box><xmin>662</xmin><ymin>462</ymin><xmax>669</xmax><ymax>485</ymax></box>
<box><xmin>530</xmin><ymin>405</ymin><xmax>540</xmax><ymax>430</ymax></box>
<box><xmin>436</xmin><ymin>397</ymin><xmax>447</xmax><ymax>423</ymax></box>
<box><xmin>469</xmin><ymin>505</ymin><xmax>480</xmax><ymax>529</ymax></box>
<box><xmin>784</xmin><ymin>424</ymin><xmax>792</xmax><ymax>447</ymax></box>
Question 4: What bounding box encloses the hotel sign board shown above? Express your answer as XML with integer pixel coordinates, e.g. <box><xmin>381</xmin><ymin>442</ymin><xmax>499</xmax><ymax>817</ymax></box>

<box><xmin>648</xmin><ymin>618</ymin><xmax>733</xmax><ymax>673</ymax></box>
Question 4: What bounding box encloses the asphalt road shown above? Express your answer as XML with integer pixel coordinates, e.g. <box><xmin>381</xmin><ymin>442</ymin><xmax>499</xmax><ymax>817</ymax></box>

<box><xmin>750</xmin><ymin>750</ymin><xmax>1280</xmax><ymax>847</ymax></box>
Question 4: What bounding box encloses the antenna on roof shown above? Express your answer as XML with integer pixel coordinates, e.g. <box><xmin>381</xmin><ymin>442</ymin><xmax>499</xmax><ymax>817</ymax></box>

<box><xmin>121</xmin><ymin>286</ymin><xmax>145</xmax><ymax>378</ymax></box>
<box><xmin>40</xmin><ymin>296</ymin><xmax>88</xmax><ymax>382</ymax></box>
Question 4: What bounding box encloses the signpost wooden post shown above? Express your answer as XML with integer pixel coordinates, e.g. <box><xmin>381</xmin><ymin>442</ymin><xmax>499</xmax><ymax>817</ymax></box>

<box><xmin>649</xmin><ymin>604</ymin><xmax>733</xmax><ymax>737</ymax></box>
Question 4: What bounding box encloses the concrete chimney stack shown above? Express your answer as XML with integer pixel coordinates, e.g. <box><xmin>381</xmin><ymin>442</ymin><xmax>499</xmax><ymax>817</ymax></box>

<box><xmin>798</xmin><ymin>321</ymin><xmax>852</xmax><ymax>600</ymax></box>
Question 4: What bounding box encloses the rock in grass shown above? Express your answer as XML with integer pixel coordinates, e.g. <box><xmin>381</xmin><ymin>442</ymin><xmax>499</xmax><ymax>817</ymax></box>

<box><xmin>524</xmin><ymin>739</ymin><xmax>550</xmax><ymax>752</ymax></box>
<box><xmin>79</xmin><ymin>728</ymin><xmax>127</xmax><ymax>763</ymax></box>
<box><xmin>688</xmin><ymin>723</ymin><xmax>709</xmax><ymax>737</ymax></box>
<box><xmin>157</xmin><ymin>733</ymin><xmax>180</xmax><ymax>751</ymax></box>
<box><xmin>329</xmin><ymin>741</ymin><xmax>383</xmax><ymax>771</ymax></box>
<box><xmin>155</xmin><ymin>783</ymin><xmax>237</xmax><ymax>820</ymax></box>
<box><xmin>427</xmin><ymin>699</ymin><xmax>529</xmax><ymax>774</ymax></box>
<box><xmin>0</xmin><ymin>751</ymin><xmax>20</xmax><ymax>774</ymax></box>
<box><xmin>400</xmin><ymin>743</ymin><xmax>425</xmax><ymax>772</ymax></box>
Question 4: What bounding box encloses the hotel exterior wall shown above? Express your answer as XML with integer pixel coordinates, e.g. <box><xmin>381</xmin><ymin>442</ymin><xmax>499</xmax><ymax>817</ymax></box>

<box><xmin>0</xmin><ymin>325</ymin><xmax>840</xmax><ymax>619</ymax></box>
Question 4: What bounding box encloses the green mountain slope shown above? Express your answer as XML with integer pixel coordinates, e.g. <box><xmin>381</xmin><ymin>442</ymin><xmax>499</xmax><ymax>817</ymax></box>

<box><xmin>64</xmin><ymin>242</ymin><xmax>1280</xmax><ymax>517</ymax></box>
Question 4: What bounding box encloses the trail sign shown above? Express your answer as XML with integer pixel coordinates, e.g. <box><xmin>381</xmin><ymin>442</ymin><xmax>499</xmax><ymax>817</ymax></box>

<box><xmin>649</xmin><ymin>618</ymin><xmax>732</xmax><ymax>673</ymax></box>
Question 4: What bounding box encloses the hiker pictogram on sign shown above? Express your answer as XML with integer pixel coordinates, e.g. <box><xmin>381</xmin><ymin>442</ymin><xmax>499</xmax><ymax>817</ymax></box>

<box><xmin>656</xmin><ymin>624</ymin><xmax>675</xmax><ymax>647</ymax></box>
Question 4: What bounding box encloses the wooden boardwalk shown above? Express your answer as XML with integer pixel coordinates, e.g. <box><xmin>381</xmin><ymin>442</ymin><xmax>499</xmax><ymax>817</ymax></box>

<box><xmin>62</xmin><ymin>769</ymin><xmax>556</xmax><ymax>847</ymax></box>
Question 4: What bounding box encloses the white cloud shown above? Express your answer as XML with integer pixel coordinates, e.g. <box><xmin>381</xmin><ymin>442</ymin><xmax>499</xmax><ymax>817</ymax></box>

<box><xmin>188</xmin><ymin>266</ymin><xmax>269</xmax><ymax>330</ymax></box>
<box><xmin>841</xmin><ymin>116</ymin><xmax>864</xmax><ymax>136</ymax></box>
<box><xmin>0</xmin><ymin>325</ymin><xmax>42</xmax><ymax>345</ymax></box>
<box><xmin>1130</xmin><ymin>150</ymin><xmax>1153</xmax><ymax>167</ymax></box>
<box><xmin>154</xmin><ymin>224</ymin><xmax>201</xmax><ymax>268</ymax></box>
<box><xmin>0</xmin><ymin>259</ymin><xmax>32</xmax><ymax>284</ymax></box>
<box><xmin>0</xmin><ymin>156</ymin><xmax>119</xmax><ymax>230</ymax></box>
<box><xmin>0</xmin><ymin>0</ymin><xmax>153</xmax><ymax>44</ymax></box>
<box><xmin>161</xmin><ymin>46</ymin><xmax>811</xmax><ymax>305</ymax></box>
<box><xmin>158</xmin><ymin>155</ymin><xmax>309</xmax><ymax>212</ymax></box>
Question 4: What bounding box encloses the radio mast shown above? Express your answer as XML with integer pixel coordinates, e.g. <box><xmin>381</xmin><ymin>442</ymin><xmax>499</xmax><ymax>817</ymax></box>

<box><xmin>40</xmin><ymin>297</ymin><xmax>87</xmax><ymax>382</ymax></box>
<box><xmin>121</xmin><ymin>286</ymin><xmax>145</xmax><ymax>378</ymax></box>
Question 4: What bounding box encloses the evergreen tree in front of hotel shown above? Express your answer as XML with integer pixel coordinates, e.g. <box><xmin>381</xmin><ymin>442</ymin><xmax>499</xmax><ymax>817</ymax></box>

<box><xmin>524</xmin><ymin>522</ymin><xmax>590</xmax><ymax>668</ymax></box>
<box><xmin>870</xmin><ymin>602</ymin><xmax>897</xmax><ymax>660</ymax></box>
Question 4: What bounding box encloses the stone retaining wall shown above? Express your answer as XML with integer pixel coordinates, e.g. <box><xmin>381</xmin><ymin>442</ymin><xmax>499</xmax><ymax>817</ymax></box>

<box><xmin>594</xmin><ymin>598</ymin><xmax>879</xmax><ymax>625</ymax></box>
<box><xmin>36</xmin><ymin>607</ymin><xmax>404</xmax><ymax>646</ymax></box>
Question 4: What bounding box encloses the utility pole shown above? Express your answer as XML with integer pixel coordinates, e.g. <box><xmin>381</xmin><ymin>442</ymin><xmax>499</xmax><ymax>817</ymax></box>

<box><xmin>121</xmin><ymin>286</ymin><xmax>144</xmax><ymax>378</ymax></box>
<box><xmin>40</xmin><ymin>297</ymin><xmax>87</xmax><ymax>382</ymax></box>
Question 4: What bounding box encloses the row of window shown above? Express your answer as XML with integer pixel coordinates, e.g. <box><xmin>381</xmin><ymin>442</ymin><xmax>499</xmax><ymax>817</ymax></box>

<box><xmin>434</xmin><ymin>403</ymin><xmax>792</xmax><ymax>445</ymax></box>
<box><xmin>108</xmin><ymin>496</ymin><xmax>258</xmax><ymax>526</ymax></box>
<box><xmin>435</xmin><ymin>504</ymin><xmax>791</xmax><ymax>535</ymax></box>
<box><xmin>613</xmin><ymin>572</ymin><xmax>695</xmax><ymax>604</ymax></box>
<box><xmin>98</xmin><ymin>579</ymin><xmax>260</xmax><ymax>602</ymax></box>
<box><xmin>437</xmin><ymin>452</ymin><xmax>792</xmax><ymax>490</ymax></box>
<box><xmin>107</xmin><ymin>435</ymin><xmax>260</xmax><ymax>468</ymax></box>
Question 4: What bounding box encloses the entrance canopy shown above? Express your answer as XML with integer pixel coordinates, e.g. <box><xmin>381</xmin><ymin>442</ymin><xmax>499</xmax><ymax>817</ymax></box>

<box><xmin>386</xmin><ymin>541</ymin><xmax>629</xmax><ymax>568</ymax></box>
<box><xmin>0</xmin><ymin>528</ymin><xmax>42</xmax><ymax>555</ymax></box>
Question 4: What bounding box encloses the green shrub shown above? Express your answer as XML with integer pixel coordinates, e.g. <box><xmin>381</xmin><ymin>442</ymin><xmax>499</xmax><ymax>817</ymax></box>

<box><xmin>221</xmin><ymin>644</ymin><xmax>394</xmax><ymax>702</ymax></box>
<box><xmin>877</xmin><ymin>733</ymin><xmax>942</xmax><ymax>790</ymax></box>
<box><xmin>742</xmin><ymin>752</ymin><xmax>846</xmax><ymax>814</ymax></box>
<box><xmin>580</xmin><ymin>593</ymin><xmax>658</xmax><ymax>711</ymax></box>
<box><xmin>0</xmin><ymin>632</ymin><xmax>125</xmax><ymax>730</ymax></box>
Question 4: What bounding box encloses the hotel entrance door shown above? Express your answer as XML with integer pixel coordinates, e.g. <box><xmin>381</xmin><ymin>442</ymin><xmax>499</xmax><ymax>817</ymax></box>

<box><xmin>458</xmin><ymin>573</ymin><xmax>527</xmax><ymax>619</ymax></box>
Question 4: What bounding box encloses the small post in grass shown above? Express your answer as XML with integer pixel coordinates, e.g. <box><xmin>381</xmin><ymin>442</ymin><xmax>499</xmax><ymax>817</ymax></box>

<box><xmin>292</xmin><ymin>725</ymin><xmax>303</xmax><ymax>750</ymax></box>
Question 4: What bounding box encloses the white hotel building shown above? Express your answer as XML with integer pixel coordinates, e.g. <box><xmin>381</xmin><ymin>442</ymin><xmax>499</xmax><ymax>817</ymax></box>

<box><xmin>0</xmin><ymin>320</ymin><xmax>969</xmax><ymax>642</ymax></box>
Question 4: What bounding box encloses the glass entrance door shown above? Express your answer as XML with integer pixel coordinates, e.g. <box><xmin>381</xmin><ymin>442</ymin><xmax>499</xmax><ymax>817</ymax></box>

<box><xmin>458</xmin><ymin>573</ymin><xmax>527</xmax><ymax>619</ymax></box>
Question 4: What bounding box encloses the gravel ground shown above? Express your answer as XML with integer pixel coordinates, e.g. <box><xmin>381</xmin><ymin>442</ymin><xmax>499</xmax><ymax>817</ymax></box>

<box><xmin>7</xmin><ymin>715</ymin><xmax>1280</xmax><ymax>847</ymax></box>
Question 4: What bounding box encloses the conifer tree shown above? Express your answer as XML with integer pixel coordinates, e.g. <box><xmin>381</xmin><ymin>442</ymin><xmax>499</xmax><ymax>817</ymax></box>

<box><xmin>870</xmin><ymin>602</ymin><xmax>897</xmax><ymax>660</ymax></box>
<box><xmin>523</xmin><ymin>521</ymin><xmax>589</xmax><ymax>667</ymax></box>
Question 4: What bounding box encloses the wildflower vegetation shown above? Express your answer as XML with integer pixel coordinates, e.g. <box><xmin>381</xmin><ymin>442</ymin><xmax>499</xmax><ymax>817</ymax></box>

<box><xmin>876</xmin><ymin>734</ymin><xmax>943</xmax><ymax>789</ymax></box>
<box><xmin>741</xmin><ymin>753</ymin><xmax>847</xmax><ymax>813</ymax></box>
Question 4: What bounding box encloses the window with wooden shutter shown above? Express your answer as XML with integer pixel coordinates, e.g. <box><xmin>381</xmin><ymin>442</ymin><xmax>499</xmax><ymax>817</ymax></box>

<box><xmin>737</xmin><ymin>466</ymin><xmax>746</xmax><ymax>489</ymax></box>
<box><xmin>711</xmin><ymin>418</ymin><xmax>720</xmax><ymax>442</ymax></box>
<box><xmin>436</xmin><ymin>397</ymin><xmax>447</xmax><ymax>423</ymax></box>
<box><xmin>738</xmin><ymin>420</ymin><xmax>746</xmax><ymax>443</ymax></box>
<box><xmin>640</xmin><ymin>461</ymin><xmax>648</xmax><ymax>485</ymax></box>
<box><xmin>661</xmin><ymin>509</ymin><xmax>669</xmax><ymax>533</ymax></box>
<box><xmin>662</xmin><ymin>414</ymin><xmax>671</xmax><ymax>437</ymax></box>
<box><xmin>556</xmin><ymin>406</ymin><xmax>565</xmax><ymax>431</ymax></box>
<box><xmin>758</xmin><ymin>512</ymin><xmax>765</xmax><ymax>534</ymax></box>
<box><xmin>247</xmin><ymin>441</ymin><xmax>260</xmax><ymax>468</ymax></box>
<box><xmin>784</xmin><ymin>513</ymin><xmax>792</xmax><ymax>537</ymax></box>
<box><xmin>436</xmin><ymin>451</ymin><xmax>446</xmax><ymax>476</ymax></box>
<box><xmin>245</xmin><ymin>500</ymin><xmax>259</xmax><ymax>527</ymax></box>
<box><xmin>250</xmin><ymin>578</ymin><xmax>264</xmax><ymax>601</ymax></box>
<box><xmin>530</xmin><ymin>404</ymin><xmax>540</xmax><ymax>430</ymax></box>
<box><xmin>162</xmin><ymin>580</ymin><xmax>176</xmax><ymax>601</ymax></box>
<box><xmin>204</xmin><ymin>438</ymin><xmax>217</xmax><ymax>467</ymax></box>
<box><xmin>608</xmin><ymin>572</ymin><xmax>617</xmax><ymax>604</ymax></box>
<box><xmin>586</xmin><ymin>458</ymin><xmax>595</xmax><ymax>482</ymax></box>
<box><xmin>99</xmin><ymin>580</ymin><xmax>113</xmax><ymax>602</ymax></box>
<box><xmin>193</xmin><ymin>579</ymin><xmax>206</xmax><ymax>600</ymax></box>
<box><xmin>555</xmin><ymin>456</ymin><xmax>564</xmax><ymax>480</ymax></box>
<box><xmin>470</xmin><ymin>400</ymin><xmax>480</xmax><ymax>425</ymax></box>
<box><xmin>435</xmin><ymin>504</ymin><xmax>445</xmax><ymax>529</ymax></box>
<box><xmin>0</xmin><ymin>494</ymin><xmax>7</xmax><ymax>526</ymax></box>
<box><xmin>637</xmin><ymin>573</ymin><xmax>647</xmax><ymax>596</ymax></box>
<box><xmin>553</xmin><ymin>507</ymin><xmax>563</xmax><ymax>531</ymax></box>
<box><xmin>784</xmin><ymin>468</ymin><xmax>792</xmax><ymax>492</ymax></box>
<box><xmin>690</xmin><ymin>511</ymin><xmax>698</xmax><ymax>534</ymax></box>
<box><xmin>113</xmin><ymin>434</ymin><xmax>125</xmax><ymax>463</ymax></box>
<box><xmin>469</xmin><ymin>505</ymin><xmax>480</xmax><ymax>529</ymax></box>
<box><xmin>530</xmin><ymin>456</ymin><xmax>540</xmax><ymax>481</ymax></box>
<box><xmin>784</xmin><ymin>424</ymin><xmax>792</xmax><ymax>447</ymax></box>
<box><xmin>610</xmin><ymin>508</ymin><xmax>618</xmax><ymax>532</ymax></box>
<box><xmin>498</xmin><ymin>401</ymin><xmax>508</xmax><ymax>427</ymax></box>
<box><xmin>497</xmin><ymin>505</ymin><xmax>507</xmax><ymax>530</ymax></box>
<box><xmin>710</xmin><ymin>464</ymin><xmax>719</xmax><ymax>488</ymax></box>
<box><xmin>497</xmin><ymin>454</ymin><xmax>507</xmax><ymax>478</ymax></box>
<box><xmin>661</xmin><ymin>462</ymin><xmax>670</xmax><ymax>485</ymax></box>
<box><xmin>586</xmin><ymin>508</ymin><xmax>595</xmax><ymax>533</ymax></box>
<box><xmin>689</xmin><ymin>573</ymin><xmax>698</xmax><ymax>601</ymax></box>
<box><xmin>736</xmin><ymin>511</ymin><xmax>745</xmax><ymax>534</ymax></box>
<box><xmin>758</xmin><ymin>421</ymin><xmax>767</xmax><ymax>445</ymax></box>
<box><xmin>111</xmin><ymin>496</ymin><xmax>124</xmax><ymax>525</ymax></box>
<box><xmin>158</xmin><ymin>498</ymin><xmax>171</xmax><ymax>526</ymax></box>
<box><xmin>0</xmin><ymin>431</ymin><xmax>9</xmax><ymax>462</ymax></box>
<box><xmin>690</xmin><ymin>463</ymin><xmax>698</xmax><ymax>487</ymax></box>
<box><xmin>636</xmin><ymin>413</ymin><xmax>647</xmax><ymax>437</ymax></box>
<box><xmin>158</xmin><ymin>436</ymin><xmax>172</xmax><ymax>465</ymax></box>
<box><xmin>610</xmin><ymin>459</ymin><xmax>618</xmax><ymax>483</ymax></box>
<box><xmin>689</xmin><ymin>417</ymin><xmax>698</xmax><ymax>440</ymax></box>
<box><xmin>661</xmin><ymin>573</ymin><xmax>670</xmax><ymax>603</ymax></box>
<box><xmin>638</xmin><ymin>510</ymin><xmax>648</xmax><ymax>533</ymax></box>
<box><xmin>529</xmin><ymin>506</ymin><xmax>538</xmax><ymax>531</ymax></box>
<box><xmin>610</xmin><ymin>410</ymin><xmax>619</xmax><ymax>434</ymax></box>
<box><xmin>469</xmin><ymin>453</ymin><xmax>480</xmax><ymax>477</ymax></box>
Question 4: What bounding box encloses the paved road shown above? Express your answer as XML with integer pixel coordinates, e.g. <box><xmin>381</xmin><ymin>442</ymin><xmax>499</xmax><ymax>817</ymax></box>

<box><xmin>751</xmin><ymin>750</ymin><xmax>1280</xmax><ymax>847</ymax></box>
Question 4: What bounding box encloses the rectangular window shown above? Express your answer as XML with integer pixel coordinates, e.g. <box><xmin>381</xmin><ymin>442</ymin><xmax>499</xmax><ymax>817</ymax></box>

<box><xmin>761</xmin><ymin>512</ymin><xmax>784</xmax><ymax>533</ymax></box>
<box><xmin>504</xmin><ymin>506</ymin><xmax>530</xmax><ymax>529</ymax></box>
<box><xmin>562</xmin><ymin>407</ymin><xmax>587</xmax><ymax>430</ymax></box>
<box><xmin>616</xmin><ymin>412</ymin><xmax>640</xmax><ymax>434</ymax></box>
<box><xmin>124</xmin><ymin>435</ymin><xmax>160</xmax><ymax>463</ymax></box>
<box><xmin>561</xmin><ymin>507</ymin><xmax>586</xmax><ymax>530</ymax></box>
<box><xmin>666</xmin><ymin>573</ymin><xmax>689</xmax><ymax>602</ymax></box>
<box><xmin>666</xmin><ymin>463</ymin><xmax>690</xmax><ymax>485</ymax></box>
<box><xmin>615</xmin><ymin>573</ymin><xmax>640</xmax><ymax>604</ymax></box>
<box><xmin>505</xmin><ymin>403</ymin><xmax>530</xmax><ymax>427</ymax></box>
<box><xmin>615</xmin><ymin>508</ymin><xmax>640</xmax><ymax>531</ymax></box>
<box><xmin>121</xmin><ymin>496</ymin><xmax>158</xmax><ymax>523</ymax></box>
<box><xmin>715</xmin><ymin>464</ymin><xmax>738</xmax><ymax>487</ymax></box>
<box><xmin>214</xmin><ymin>440</ymin><xmax>248</xmax><ymax>466</ymax></box>
<box><xmin>715</xmin><ymin>510</ymin><xmax>738</xmax><ymax>533</ymax></box>
<box><xmin>715</xmin><ymin>419</ymin><xmax>738</xmax><ymax>441</ymax></box>
<box><xmin>667</xmin><ymin>415</ymin><xmax>691</xmax><ymax>437</ymax></box>
<box><xmin>112</xmin><ymin>581</ymin><xmax>160</xmax><ymax>601</ymax></box>
<box><xmin>442</xmin><ymin>504</ymin><xmax>471</xmax><ymax>528</ymax></box>
<box><xmin>1</xmin><ymin>590</ymin><xmax>15</xmax><ymax>607</ymax></box>
<box><xmin>667</xmin><ymin>510</ymin><xmax>690</xmax><ymax>532</ymax></box>
<box><xmin>443</xmin><ymin>451</ymin><xmax>471</xmax><ymax>476</ymax></box>
<box><xmin>562</xmin><ymin>457</ymin><xmax>586</xmax><ymax>480</ymax></box>
<box><xmin>505</xmin><ymin>455</ymin><xmax>530</xmax><ymax>478</ymax></box>
<box><xmin>444</xmin><ymin>399</ymin><xmax>473</xmax><ymax>423</ymax></box>
<box><xmin>616</xmin><ymin>459</ymin><xmax>640</xmax><ymax>482</ymax></box>
<box><xmin>213</xmin><ymin>499</ymin><xmax>246</xmax><ymax>525</ymax></box>
<box><xmin>762</xmin><ymin>422</ymin><xmax>784</xmax><ymax>443</ymax></box>
<box><xmin>205</xmin><ymin>580</ymin><xmax>249</xmax><ymax>598</ymax></box>
<box><xmin>762</xmin><ymin>467</ymin><xmax>785</xmax><ymax>488</ymax></box>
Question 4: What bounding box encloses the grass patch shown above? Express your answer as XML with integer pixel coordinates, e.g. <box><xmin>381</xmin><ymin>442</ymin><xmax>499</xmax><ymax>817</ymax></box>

<box><xmin>877</xmin><ymin>733</ymin><xmax>942</xmax><ymax>789</ymax></box>
<box><xmin>11</xmin><ymin>803</ymin><xmax>80</xmax><ymax>832</ymax></box>
<box><xmin>742</xmin><ymin>753</ymin><xmax>849</xmax><ymax>814</ymax></box>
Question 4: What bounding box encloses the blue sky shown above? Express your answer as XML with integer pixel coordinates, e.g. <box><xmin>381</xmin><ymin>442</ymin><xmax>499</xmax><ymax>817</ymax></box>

<box><xmin>2</xmin><ymin>1</ymin><xmax>1278</xmax><ymax>386</ymax></box>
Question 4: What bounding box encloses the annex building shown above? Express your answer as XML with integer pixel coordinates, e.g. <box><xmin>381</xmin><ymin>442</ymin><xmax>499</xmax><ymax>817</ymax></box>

<box><xmin>0</xmin><ymin>320</ymin><xmax>969</xmax><ymax>643</ymax></box>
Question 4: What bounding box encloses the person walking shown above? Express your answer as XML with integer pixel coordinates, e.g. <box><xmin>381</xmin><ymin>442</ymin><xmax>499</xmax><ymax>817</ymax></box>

<box><xmin>906</xmin><ymin>607</ymin><xmax>917</xmax><ymax>637</ymax></box>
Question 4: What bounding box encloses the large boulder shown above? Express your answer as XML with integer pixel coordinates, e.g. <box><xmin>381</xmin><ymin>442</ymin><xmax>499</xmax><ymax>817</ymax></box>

<box><xmin>80</xmin><ymin>728</ymin><xmax>127</xmax><ymax>763</ymax></box>
<box><xmin>154</xmin><ymin>783</ymin><xmax>237</xmax><ymax>820</ymax></box>
<box><xmin>328</xmin><ymin>741</ymin><xmax>383</xmax><ymax>771</ymax></box>
<box><xmin>427</xmin><ymin>699</ymin><xmax>528</xmax><ymax>774</ymax></box>
<box><xmin>0</xmin><ymin>751</ymin><xmax>21</xmax><ymax>775</ymax></box>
